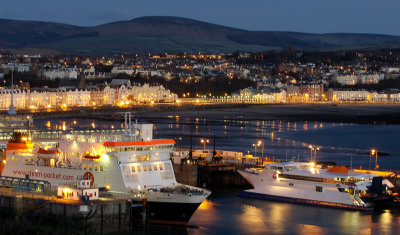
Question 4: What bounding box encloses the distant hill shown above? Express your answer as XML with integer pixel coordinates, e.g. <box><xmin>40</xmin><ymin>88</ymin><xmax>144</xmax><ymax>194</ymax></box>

<box><xmin>1</xmin><ymin>16</ymin><xmax>400</xmax><ymax>54</ymax></box>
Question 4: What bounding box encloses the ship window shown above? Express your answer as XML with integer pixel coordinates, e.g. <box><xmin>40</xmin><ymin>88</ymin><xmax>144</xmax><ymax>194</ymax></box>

<box><xmin>143</xmin><ymin>166</ymin><xmax>147</xmax><ymax>171</ymax></box>
<box><xmin>83</xmin><ymin>164</ymin><xmax>87</xmax><ymax>170</ymax></box>
<box><xmin>31</xmin><ymin>158</ymin><xmax>34</xmax><ymax>162</ymax></box>
<box><xmin>65</xmin><ymin>152</ymin><xmax>69</xmax><ymax>157</ymax></box>
<box><xmin>316</xmin><ymin>186</ymin><xmax>323</xmax><ymax>192</ymax></box>
<box><xmin>148</xmin><ymin>165</ymin><xmax>152</xmax><ymax>171</ymax></box>
<box><xmin>153</xmin><ymin>165</ymin><xmax>158</xmax><ymax>171</ymax></box>
<box><xmin>12</xmin><ymin>156</ymin><xmax>14</xmax><ymax>162</ymax></box>
<box><xmin>77</xmin><ymin>152</ymin><xmax>79</xmax><ymax>158</ymax></box>
<box><xmin>149</xmin><ymin>147</ymin><xmax>153</xmax><ymax>150</ymax></box>
<box><xmin>131</xmin><ymin>166</ymin><xmax>136</xmax><ymax>172</ymax></box>
<box><xmin>289</xmin><ymin>183</ymin><xmax>294</xmax><ymax>187</ymax></box>
<box><xmin>89</xmin><ymin>164</ymin><xmax>92</xmax><ymax>171</ymax></box>
<box><xmin>94</xmin><ymin>165</ymin><xmax>98</xmax><ymax>171</ymax></box>
<box><xmin>100</xmin><ymin>165</ymin><xmax>103</xmax><ymax>171</ymax></box>
<box><xmin>159</xmin><ymin>164</ymin><xmax>163</xmax><ymax>170</ymax></box>
<box><xmin>71</xmin><ymin>152</ymin><xmax>74</xmax><ymax>157</ymax></box>
<box><xmin>25</xmin><ymin>158</ymin><xmax>28</xmax><ymax>162</ymax></box>
<box><xmin>6</xmin><ymin>157</ymin><xmax>9</xmax><ymax>161</ymax></box>
<box><xmin>147</xmin><ymin>156</ymin><xmax>150</xmax><ymax>161</ymax></box>
<box><xmin>137</xmin><ymin>166</ymin><xmax>141</xmax><ymax>172</ymax></box>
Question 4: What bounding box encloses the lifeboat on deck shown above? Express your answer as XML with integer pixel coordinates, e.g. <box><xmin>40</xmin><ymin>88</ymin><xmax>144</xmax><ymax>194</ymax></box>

<box><xmin>37</xmin><ymin>148</ymin><xmax>60</xmax><ymax>160</ymax></box>
<box><xmin>83</xmin><ymin>154</ymin><xmax>101</xmax><ymax>160</ymax></box>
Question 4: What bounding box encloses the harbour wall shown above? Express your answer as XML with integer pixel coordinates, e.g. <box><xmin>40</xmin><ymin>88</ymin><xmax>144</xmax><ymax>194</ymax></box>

<box><xmin>0</xmin><ymin>191</ymin><xmax>137</xmax><ymax>234</ymax></box>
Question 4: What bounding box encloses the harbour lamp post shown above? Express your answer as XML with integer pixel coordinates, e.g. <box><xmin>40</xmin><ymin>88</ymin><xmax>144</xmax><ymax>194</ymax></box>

<box><xmin>201</xmin><ymin>139</ymin><xmax>209</xmax><ymax>152</ymax></box>
<box><xmin>252</xmin><ymin>144</ymin><xmax>256</xmax><ymax>156</ymax></box>
<box><xmin>371</xmin><ymin>149</ymin><xmax>378</xmax><ymax>170</ymax></box>
<box><xmin>258</xmin><ymin>140</ymin><xmax>264</xmax><ymax>158</ymax></box>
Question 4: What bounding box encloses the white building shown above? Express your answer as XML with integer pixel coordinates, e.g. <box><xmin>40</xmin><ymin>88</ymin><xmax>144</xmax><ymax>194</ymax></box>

<box><xmin>43</xmin><ymin>68</ymin><xmax>78</xmax><ymax>80</ymax></box>
<box><xmin>57</xmin><ymin>179</ymin><xmax>99</xmax><ymax>201</ymax></box>
<box><xmin>334</xmin><ymin>73</ymin><xmax>384</xmax><ymax>85</ymax></box>
<box><xmin>111</xmin><ymin>66</ymin><xmax>135</xmax><ymax>76</ymax></box>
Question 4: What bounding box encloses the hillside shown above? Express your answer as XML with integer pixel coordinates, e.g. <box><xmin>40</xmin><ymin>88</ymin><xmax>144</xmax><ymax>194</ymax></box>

<box><xmin>1</xmin><ymin>16</ymin><xmax>400</xmax><ymax>54</ymax></box>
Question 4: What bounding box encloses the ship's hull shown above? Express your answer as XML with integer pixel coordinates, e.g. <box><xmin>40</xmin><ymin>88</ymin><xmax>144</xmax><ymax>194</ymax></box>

<box><xmin>146</xmin><ymin>201</ymin><xmax>202</xmax><ymax>225</ymax></box>
<box><xmin>238</xmin><ymin>169</ymin><xmax>373</xmax><ymax>211</ymax></box>
<box><xmin>237</xmin><ymin>190</ymin><xmax>373</xmax><ymax>211</ymax></box>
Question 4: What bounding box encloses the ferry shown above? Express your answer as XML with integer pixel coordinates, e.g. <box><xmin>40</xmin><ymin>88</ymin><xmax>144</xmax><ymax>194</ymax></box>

<box><xmin>0</xmin><ymin>113</ymin><xmax>210</xmax><ymax>225</ymax></box>
<box><xmin>238</xmin><ymin>162</ymin><xmax>390</xmax><ymax>210</ymax></box>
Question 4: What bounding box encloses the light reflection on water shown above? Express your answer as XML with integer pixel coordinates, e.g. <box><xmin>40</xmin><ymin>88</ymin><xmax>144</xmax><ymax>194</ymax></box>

<box><xmin>190</xmin><ymin>192</ymin><xmax>400</xmax><ymax>235</ymax></box>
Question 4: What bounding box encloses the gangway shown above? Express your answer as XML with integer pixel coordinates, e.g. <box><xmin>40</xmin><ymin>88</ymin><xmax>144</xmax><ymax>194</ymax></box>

<box><xmin>0</xmin><ymin>176</ymin><xmax>51</xmax><ymax>192</ymax></box>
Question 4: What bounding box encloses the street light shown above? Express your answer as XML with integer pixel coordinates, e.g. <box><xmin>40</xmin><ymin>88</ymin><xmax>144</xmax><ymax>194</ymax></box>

<box><xmin>371</xmin><ymin>149</ymin><xmax>378</xmax><ymax>170</ymax></box>
<box><xmin>201</xmin><ymin>139</ymin><xmax>209</xmax><ymax>152</ymax></box>
<box><xmin>309</xmin><ymin>145</ymin><xmax>320</xmax><ymax>161</ymax></box>
<box><xmin>252</xmin><ymin>143</ymin><xmax>258</xmax><ymax>156</ymax></box>
<box><xmin>258</xmin><ymin>140</ymin><xmax>264</xmax><ymax>158</ymax></box>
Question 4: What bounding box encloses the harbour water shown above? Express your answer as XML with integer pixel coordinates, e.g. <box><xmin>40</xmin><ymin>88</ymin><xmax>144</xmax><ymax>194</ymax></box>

<box><xmin>34</xmin><ymin>112</ymin><xmax>400</xmax><ymax>234</ymax></box>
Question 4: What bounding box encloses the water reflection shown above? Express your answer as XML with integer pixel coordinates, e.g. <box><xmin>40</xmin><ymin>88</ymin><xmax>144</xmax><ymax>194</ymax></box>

<box><xmin>238</xmin><ymin>204</ymin><xmax>268</xmax><ymax>234</ymax></box>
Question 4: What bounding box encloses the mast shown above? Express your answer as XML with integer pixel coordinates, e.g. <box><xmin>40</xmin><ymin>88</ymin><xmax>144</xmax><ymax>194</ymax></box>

<box><xmin>123</xmin><ymin>112</ymin><xmax>138</xmax><ymax>141</ymax></box>
<box><xmin>7</xmin><ymin>70</ymin><xmax>16</xmax><ymax>115</ymax></box>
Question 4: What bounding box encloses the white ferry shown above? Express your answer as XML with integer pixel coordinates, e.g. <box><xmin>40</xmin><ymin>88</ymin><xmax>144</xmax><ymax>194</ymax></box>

<box><xmin>0</xmin><ymin>113</ymin><xmax>210</xmax><ymax>225</ymax></box>
<box><xmin>238</xmin><ymin>162</ymin><xmax>389</xmax><ymax>210</ymax></box>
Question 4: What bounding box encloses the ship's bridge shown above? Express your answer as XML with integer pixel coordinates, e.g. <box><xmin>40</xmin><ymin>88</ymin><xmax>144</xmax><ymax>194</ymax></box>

<box><xmin>103</xmin><ymin>139</ymin><xmax>175</xmax><ymax>162</ymax></box>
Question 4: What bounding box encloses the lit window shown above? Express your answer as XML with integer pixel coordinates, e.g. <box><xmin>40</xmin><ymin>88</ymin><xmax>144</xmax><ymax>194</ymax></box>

<box><xmin>94</xmin><ymin>165</ymin><xmax>98</xmax><ymax>171</ymax></box>
<box><xmin>89</xmin><ymin>164</ymin><xmax>92</xmax><ymax>171</ymax></box>
<box><xmin>159</xmin><ymin>164</ymin><xmax>163</xmax><ymax>170</ymax></box>
<box><xmin>153</xmin><ymin>165</ymin><xmax>157</xmax><ymax>171</ymax></box>
<box><xmin>137</xmin><ymin>166</ymin><xmax>141</xmax><ymax>172</ymax></box>
<box><xmin>100</xmin><ymin>165</ymin><xmax>103</xmax><ymax>171</ymax></box>
<box><xmin>143</xmin><ymin>166</ymin><xmax>147</xmax><ymax>171</ymax></box>
<box><xmin>131</xmin><ymin>166</ymin><xmax>136</xmax><ymax>172</ymax></box>
<box><xmin>148</xmin><ymin>166</ymin><xmax>152</xmax><ymax>171</ymax></box>
<box><xmin>83</xmin><ymin>164</ymin><xmax>87</xmax><ymax>170</ymax></box>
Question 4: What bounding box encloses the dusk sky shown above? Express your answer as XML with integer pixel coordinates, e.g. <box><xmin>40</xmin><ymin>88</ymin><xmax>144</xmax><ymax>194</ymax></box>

<box><xmin>2</xmin><ymin>0</ymin><xmax>400</xmax><ymax>35</ymax></box>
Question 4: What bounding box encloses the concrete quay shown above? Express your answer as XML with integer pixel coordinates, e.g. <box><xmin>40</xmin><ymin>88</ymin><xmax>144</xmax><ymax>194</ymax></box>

<box><xmin>0</xmin><ymin>187</ymin><xmax>143</xmax><ymax>234</ymax></box>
